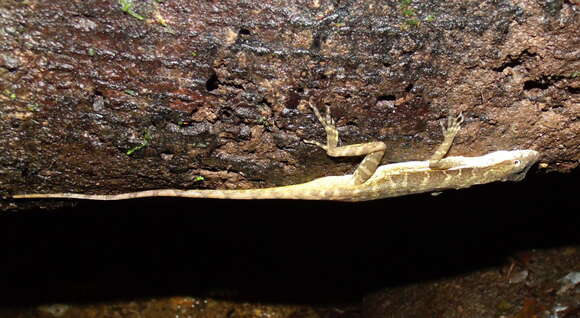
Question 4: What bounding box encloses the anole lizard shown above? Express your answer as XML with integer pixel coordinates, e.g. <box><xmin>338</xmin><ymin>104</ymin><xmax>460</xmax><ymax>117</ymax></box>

<box><xmin>13</xmin><ymin>103</ymin><xmax>539</xmax><ymax>202</ymax></box>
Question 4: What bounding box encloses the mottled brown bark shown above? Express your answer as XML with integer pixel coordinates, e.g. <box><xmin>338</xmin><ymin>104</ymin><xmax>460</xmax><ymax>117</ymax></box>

<box><xmin>1</xmin><ymin>0</ymin><xmax>578</xmax><ymax>211</ymax></box>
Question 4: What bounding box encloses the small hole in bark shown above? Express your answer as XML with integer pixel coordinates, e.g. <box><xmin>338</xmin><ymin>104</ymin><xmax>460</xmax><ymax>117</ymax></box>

<box><xmin>221</xmin><ymin>109</ymin><xmax>232</xmax><ymax>118</ymax></box>
<box><xmin>311</xmin><ymin>33</ymin><xmax>327</xmax><ymax>50</ymax></box>
<box><xmin>377</xmin><ymin>95</ymin><xmax>396</xmax><ymax>101</ymax></box>
<box><xmin>206</xmin><ymin>73</ymin><xmax>219</xmax><ymax>92</ymax></box>
<box><xmin>523</xmin><ymin>80</ymin><xmax>549</xmax><ymax>90</ymax></box>
<box><xmin>238</xmin><ymin>28</ymin><xmax>251</xmax><ymax>35</ymax></box>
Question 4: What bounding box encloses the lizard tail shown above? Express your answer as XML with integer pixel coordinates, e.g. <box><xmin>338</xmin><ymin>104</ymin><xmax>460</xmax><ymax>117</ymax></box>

<box><xmin>12</xmin><ymin>186</ymin><xmax>324</xmax><ymax>201</ymax></box>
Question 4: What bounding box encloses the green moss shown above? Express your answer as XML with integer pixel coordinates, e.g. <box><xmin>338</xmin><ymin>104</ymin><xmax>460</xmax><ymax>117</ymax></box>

<box><xmin>126</xmin><ymin>130</ymin><xmax>151</xmax><ymax>155</ymax></box>
<box><xmin>192</xmin><ymin>142</ymin><xmax>208</xmax><ymax>148</ymax></box>
<box><xmin>402</xmin><ymin>8</ymin><xmax>415</xmax><ymax>17</ymax></box>
<box><xmin>398</xmin><ymin>0</ymin><xmax>422</xmax><ymax>28</ymax></box>
<box><xmin>119</xmin><ymin>0</ymin><xmax>145</xmax><ymax>20</ymax></box>
<box><xmin>405</xmin><ymin>18</ymin><xmax>420</xmax><ymax>26</ymax></box>
<box><xmin>256</xmin><ymin>116</ymin><xmax>273</xmax><ymax>128</ymax></box>
<box><xmin>194</xmin><ymin>176</ymin><xmax>205</xmax><ymax>182</ymax></box>
<box><xmin>27</xmin><ymin>103</ymin><xmax>40</xmax><ymax>112</ymax></box>
<box><xmin>124</xmin><ymin>89</ymin><xmax>138</xmax><ymax>96</ymax></box>
<box><xmin>3</xmin><ymin>89</ymin><xmax>16</xmax><ymax>100</ymax></box>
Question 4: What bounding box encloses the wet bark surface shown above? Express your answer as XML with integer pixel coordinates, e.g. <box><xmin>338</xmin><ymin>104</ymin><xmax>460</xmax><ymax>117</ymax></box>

<box><xmin>0</xmin><ymin>0</ymin><xmax>578</xmax><ymax>317</ymax></box>
<box><xmin>0</xmin><ymin>0</ymin><xmax>578</xmax><ymax>210</ymax></box>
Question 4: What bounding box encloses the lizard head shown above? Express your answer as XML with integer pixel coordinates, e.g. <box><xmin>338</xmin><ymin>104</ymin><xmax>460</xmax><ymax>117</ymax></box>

<box><xmin>494</xmin><ymin>150</ymin><xmax>540</xmax><ymax>182</ymax></box>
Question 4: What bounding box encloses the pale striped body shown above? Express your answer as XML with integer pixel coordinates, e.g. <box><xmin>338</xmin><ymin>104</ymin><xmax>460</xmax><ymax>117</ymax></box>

<box><xmin>12</xmin><ymin>150</ymin><xmax>540</xmax><ymax>202</ymax></box>
<box><xmin>13</xmin><ymin>104</ymin><xmax>540</xmax><ymax>202</ymax></box>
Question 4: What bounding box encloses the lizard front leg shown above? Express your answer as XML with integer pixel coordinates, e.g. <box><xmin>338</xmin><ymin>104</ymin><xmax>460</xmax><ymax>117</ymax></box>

<box><xmin>304</xmin><ymin>102</ymin><xmax>387</xmax><ymax>184</ymax></box>
<box><xmin>429</xmin><ymin>113</ymin><xmax>464</xmax><ymax>169</ymax></box>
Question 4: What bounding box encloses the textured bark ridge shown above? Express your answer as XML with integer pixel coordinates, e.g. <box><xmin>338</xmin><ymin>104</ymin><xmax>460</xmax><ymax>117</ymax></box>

<box><xmin>0</xmin><ymin>0</ymin><xmax>578</xmax><ymax>210</ymax></box>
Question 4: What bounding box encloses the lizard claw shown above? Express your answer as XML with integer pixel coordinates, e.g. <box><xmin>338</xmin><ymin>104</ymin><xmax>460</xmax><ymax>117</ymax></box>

<box><xmin>308</xmin><ymin>102</ymin><xmax>323</xmax><ymax>122</ymax></box>
<box><xmin>324</xmin><ymin>105</ymin><xmax>334</xmax><ymax>126</ymax></box>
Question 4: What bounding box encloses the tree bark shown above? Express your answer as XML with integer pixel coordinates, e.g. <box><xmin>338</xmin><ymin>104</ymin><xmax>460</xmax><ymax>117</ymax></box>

<box><xmin>1</xmin><ymin>0</ymin><xmax>578</xmax><ymax>210</ymax></box>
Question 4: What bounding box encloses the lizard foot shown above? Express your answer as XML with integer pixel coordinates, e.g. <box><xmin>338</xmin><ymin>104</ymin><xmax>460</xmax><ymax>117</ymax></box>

<box><xmin>306</xmin><ymin>102</ymin><xmax>340</xmax><ymax>149</ymax></box>
<box><xmin>441</xmin><ymin>112</ymin><xmax>464</xmax><ymax>137</ymax></box>
<box><xmin>308</xmin><ymin>102</ymin><xmax>336</xmax><ymax>131</ymax></box>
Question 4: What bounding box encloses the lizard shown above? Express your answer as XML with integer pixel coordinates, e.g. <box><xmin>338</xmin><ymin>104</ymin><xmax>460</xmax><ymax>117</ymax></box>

<box><xmin>12</xmin><ymin>102</ymin><xmax>540</xmax><ymax>202</ymax></box>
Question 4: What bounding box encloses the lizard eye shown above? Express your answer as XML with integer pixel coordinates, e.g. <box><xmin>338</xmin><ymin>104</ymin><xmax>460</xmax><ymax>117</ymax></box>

<box><xmin>513</xmin><ymin>160</ymin><xmax>521</xmax><ymax>166</ymax></box>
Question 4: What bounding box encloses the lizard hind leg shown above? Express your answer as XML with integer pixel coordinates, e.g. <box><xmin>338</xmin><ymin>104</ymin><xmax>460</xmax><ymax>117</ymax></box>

<box><xmin>304</xmin><ymin>102</ymin><xmax>387</xmax><ymax>184</ymax></box>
